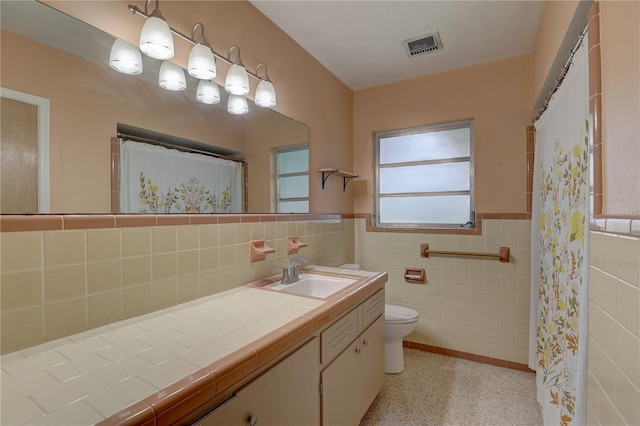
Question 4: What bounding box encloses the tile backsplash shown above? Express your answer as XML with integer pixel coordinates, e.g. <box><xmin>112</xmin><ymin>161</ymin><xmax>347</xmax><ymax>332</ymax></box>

<box><xmin>587</xmin><ymin>231</ymin><xmax>640</xmax><ymax>425</ymax></box>
<box><xmin>355</xmin><ymin>217</ymin><xmax>532</xmax><ymax>364</ymax></box>
<box><xmin>0</xmin><ymin>217</ymin><xmax>355</xmax><ymax>354</ymax></box>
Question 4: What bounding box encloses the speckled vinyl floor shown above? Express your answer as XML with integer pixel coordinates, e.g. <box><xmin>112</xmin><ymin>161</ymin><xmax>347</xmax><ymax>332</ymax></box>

<box><xmin>360</xmin><ymin>348</ymin><xmax>542</xmax><ymax>426</ymax></box>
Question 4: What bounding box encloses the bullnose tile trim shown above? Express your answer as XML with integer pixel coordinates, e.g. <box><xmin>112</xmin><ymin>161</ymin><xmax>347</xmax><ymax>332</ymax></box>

<box><xmin>0</xmin><ymin>213</ymin><xmax>353</xmax><ymax>233</ymax></box>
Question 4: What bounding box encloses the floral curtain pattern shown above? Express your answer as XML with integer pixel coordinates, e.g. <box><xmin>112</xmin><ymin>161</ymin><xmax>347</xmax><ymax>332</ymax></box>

<box><xmin>120</xmin><ymin>140</ymin><xmax>242</xmax><ymax>213</ymax></box>
<box><xmin>529</xmin><ymin>36</ymin><xmax>589</xmax><ymax>425</ymax></box>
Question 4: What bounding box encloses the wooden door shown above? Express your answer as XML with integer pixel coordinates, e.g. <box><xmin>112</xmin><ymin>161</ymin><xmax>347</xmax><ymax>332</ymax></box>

<box><xmin>1</xmin><ymin>97</ymin><xmax>38</xmax><ymax>213</ymax></box>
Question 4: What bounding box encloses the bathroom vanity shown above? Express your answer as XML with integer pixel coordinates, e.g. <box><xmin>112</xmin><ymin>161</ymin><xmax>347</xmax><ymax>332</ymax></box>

<box><xmin>0</xmin><ymin>266</ymin><xmax>386</xmax><ymax>426</ymax></box>
<box><xmin>197</xmin><ymin>284</ymin><xmax>385</xmax><ymax>425</ymax></box>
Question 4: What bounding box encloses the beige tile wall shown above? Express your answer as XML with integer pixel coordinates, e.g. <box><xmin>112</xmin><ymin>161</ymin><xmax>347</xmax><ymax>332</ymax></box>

<box><xmin>0</xmin><ymin>218</ymin><xmax>355</xmax><ymax>354</ymax></box>
<box><xmin>587</xmin><ymin>231</ymin><xmax>640</xmax><ymax>426</ymax></box>
<box><xmin>355</xmin><ymin>218</ymin><xmax>531</xmax><ymax>364</ymax></box>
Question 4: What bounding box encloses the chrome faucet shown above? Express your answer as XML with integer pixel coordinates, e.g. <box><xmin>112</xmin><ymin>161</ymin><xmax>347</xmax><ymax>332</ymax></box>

<box><xmin>281</xmin><ymin>256</ymin><xmax>311</xmax><ymax>284</ymax></box>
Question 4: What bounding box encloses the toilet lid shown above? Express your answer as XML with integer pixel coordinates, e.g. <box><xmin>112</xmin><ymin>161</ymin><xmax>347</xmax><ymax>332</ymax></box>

<box><xmin>385</xmin><ymin>304</ymin><xmax>418</xmax><ymax>324</ymax></box>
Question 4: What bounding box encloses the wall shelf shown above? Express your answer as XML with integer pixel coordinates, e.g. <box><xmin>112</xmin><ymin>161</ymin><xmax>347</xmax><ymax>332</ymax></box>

<box><xmin>319</xmin><ymin>168</ymin><xmax>359</xmax><ymax>191</ymax></box>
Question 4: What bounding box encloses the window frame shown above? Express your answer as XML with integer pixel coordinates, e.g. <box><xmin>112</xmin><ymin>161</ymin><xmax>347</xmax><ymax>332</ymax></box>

<box><xmin>275</xmin><ymin>143</ymin><xmax>309</xmax><ymax>213</ymax></box>
<box><xmin>374</xmin><ymin>119</ymin><xmax>475</xmax><ymax>229</ymax></box>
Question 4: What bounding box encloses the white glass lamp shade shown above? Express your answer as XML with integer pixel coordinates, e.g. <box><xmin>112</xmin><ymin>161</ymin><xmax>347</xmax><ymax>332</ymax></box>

<box><xmin>109</xmin><ymin>39</ymin><xmax>142</xmax><ymax>75</ymax></box>
<box><xmin>188</xmin><ymin>44</ymin><xmax>217</xmax><ymax>80</ymax></box>
<box><xmin>159</xmin><ymin>61</ymin><xmax>186</xmax><ymax>91</ymax></box>
<box><xmin>224</xmin><ymin>63</ymin><xmax>250</xmax><ymax>95</ymax></box>
<box><xmin>227</xmin><ymin>94</ymin><xmax>248</xmax><ymax>114</ymax></box>
<box><xmin>139</xmin><ymin>16</ymin><xmax>174</xmax><ymax>60</ymax></box>
<box><xmin>197</xmin><ymin>80</ymin><xmax>221</xmax><ymax>104</ymax></box>
<box><xmin>255</xmin><ymin>79</ymin><xmax>276</xmax><ymax>107</ymax></box>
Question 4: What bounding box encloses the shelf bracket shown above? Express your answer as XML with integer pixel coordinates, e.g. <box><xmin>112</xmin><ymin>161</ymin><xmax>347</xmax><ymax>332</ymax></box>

<box><xmin>321</xmin><ymin>170</ymin><xmax>338</xmax><ymax>190</ymax></box>
<box><xmin>319</xmin><ymin>168</ymin><xmax>359</xmax><ymax>192</ymax></box>
<box><xmin>341</xmin><ymin>175</ymin><xmax>356</xmax><ymax>191</ymax></box>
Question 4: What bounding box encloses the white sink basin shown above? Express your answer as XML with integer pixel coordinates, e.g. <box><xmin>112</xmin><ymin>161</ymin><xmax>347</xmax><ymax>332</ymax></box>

<box><xmin>264</xmin><ymin>274</ymin><xmax>358</xmax><ymax>298</ymax></box>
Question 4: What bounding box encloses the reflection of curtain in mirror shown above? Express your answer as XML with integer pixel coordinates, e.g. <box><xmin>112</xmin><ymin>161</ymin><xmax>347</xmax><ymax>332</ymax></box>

<box><xmin>120</xmin><ymin>140</ymin><xmax>242</xmax><ymax>213</ymax></box>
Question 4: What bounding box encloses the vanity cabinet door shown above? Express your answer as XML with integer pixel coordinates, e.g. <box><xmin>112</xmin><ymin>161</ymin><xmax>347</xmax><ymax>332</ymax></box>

<box><xmin>359</xmin><ymin>315</ymin><xmax>385</xmax><ymax>412</ymax></box>
<box><xmin>321</xmin><ymin>315</ymin><xmax>385</xmax><ymax>426</ymax></box>
<box><xmin>321</xmin><ymin>338</ymin><xmax>362</xmax><ymax>426</ymax></box>
<box><xmin>196</xmin><ymin>338</ymin><xmax>320</xmax><ymax>426</ymax></box>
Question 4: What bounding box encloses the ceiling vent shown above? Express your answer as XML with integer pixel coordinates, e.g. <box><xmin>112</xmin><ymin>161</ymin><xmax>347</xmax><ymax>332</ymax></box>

<box><xmin>402</xmin><ymin>32</ymin><xmax>443</xmax><ymax>57</ymax></box>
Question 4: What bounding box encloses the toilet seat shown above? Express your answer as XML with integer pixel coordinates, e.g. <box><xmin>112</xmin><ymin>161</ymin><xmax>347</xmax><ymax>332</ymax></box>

<box><xmin>385</xmin><ymin>304</ymin><xmax>418</xmax><ymax>324</ymax></box>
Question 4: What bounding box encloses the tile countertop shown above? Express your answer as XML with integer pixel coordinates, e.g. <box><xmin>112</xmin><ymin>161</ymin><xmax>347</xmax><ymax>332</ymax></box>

<box><xmin>0</xmin><ymin>266</ymin><xmax>387</xmax><ymax>426</ymax></box>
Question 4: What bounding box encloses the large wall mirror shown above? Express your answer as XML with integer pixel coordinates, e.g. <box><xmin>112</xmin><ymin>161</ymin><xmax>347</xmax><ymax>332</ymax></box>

<box><xmin>0</xmin><ymin>0</ymin><xmax>309</xmax><ymax>214</ymax></box>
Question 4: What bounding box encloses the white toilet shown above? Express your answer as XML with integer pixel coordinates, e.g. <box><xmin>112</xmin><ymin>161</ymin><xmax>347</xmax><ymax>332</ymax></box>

<box><xmin>384</xmin><ymin>304</ymin><xmax>419</xmax><ymax>373</ymax></box>
<box><xmin>338</xmin><ymin>264</ymin><xmax>419</xmax><ymax>374</ymax></box>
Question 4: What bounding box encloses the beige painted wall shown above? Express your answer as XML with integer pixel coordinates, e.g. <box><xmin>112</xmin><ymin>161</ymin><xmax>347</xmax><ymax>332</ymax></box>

<box><xmin>600</xmin><ymin>0</ymin><xmax>640</xmax><ymax>216</ymax></box>
<box><xmin>530</xmin><ymin>0</ymin><xmax>640</xmax><ymax>215</ymax></box>
<box><xmin>44</xmin><ymin>0</ymin><xmax>354</xmax><ymax>214</ymax></box>
<box><xmin>1</xmin><ymin>30</ymin><xmax>244</xmax><ymax>213</ymax></box>
<box><xmin>531</xmin><ymin>0</ymin><xmax>580</xmax><ymax>105</ymax></box>
<box><xmin>353</xmin><ymin>55</ymin><xmax>535</xmax><ymax>215</ymax></box>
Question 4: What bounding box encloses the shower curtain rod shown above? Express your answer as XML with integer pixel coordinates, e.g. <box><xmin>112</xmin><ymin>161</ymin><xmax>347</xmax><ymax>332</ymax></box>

<box><xmin>534</xmin><ymin>25</ymin><xmax>588</xmax><ymax>122</ymax></box>
<box><xmin>117</xmin><ymin>132</ymin><xmax>245</xmax><ymax>163</ymax></box>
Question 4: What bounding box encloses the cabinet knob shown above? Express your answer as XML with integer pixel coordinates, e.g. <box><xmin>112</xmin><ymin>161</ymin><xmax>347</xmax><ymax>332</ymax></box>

<box><xmin>362</xmin><ymin>339</ymin><xmax>369</xmax><ymax>346</ymax></box>
<box><xmin>248</xmin><ymin>414</ymin><xmax>258</xmax><ymax>426</ymax></box>
<box><xmin>355</xmin><ymin>346</ymin><xmax>360</xmax><ymax>354</ymax></box>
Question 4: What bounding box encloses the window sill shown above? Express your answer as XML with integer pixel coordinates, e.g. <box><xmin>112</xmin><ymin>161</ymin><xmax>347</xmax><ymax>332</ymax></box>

<box><xmin>367</xmin><ymin>224</ymin><xmax>482</xmax><ymax>235</ymax></box>
<box><xmin>357</xmin><ymin>212</ymin><xmax>532</xmax><ymax>236</ymax></box>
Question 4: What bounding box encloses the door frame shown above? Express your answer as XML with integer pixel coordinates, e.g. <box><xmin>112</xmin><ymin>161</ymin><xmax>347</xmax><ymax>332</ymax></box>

<box><xmin>1</xmin><ymin>87</ymin><xmax>50</xmax><ymax>213</ymax></box>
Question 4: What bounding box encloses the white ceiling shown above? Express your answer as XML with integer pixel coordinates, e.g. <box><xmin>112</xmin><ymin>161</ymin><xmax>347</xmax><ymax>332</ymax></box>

<box><xmin>250</xmin><ymin>1</ymin><xmax>545</xmax><ymax>91</ymax></box>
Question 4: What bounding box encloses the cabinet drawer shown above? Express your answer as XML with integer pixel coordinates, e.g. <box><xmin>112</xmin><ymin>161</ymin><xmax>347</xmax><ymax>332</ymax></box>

<box><xmin>321</xmin><ymin>308</ymin><xmax>358</xmax><ymax>364</ymax></box>
<box><xmin>360</xmin><ymin>289</ymin><xmax>384</xmax><ymax>331</ymax></box>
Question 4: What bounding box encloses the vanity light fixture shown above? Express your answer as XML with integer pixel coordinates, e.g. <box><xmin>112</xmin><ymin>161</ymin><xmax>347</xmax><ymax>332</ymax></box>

<box><xmin>159</xmin><ymin>60</ymin><xmax>186</xmax><ymax>91</ymax></box>
<box><xmin>127</xmin><ymin>0</ymin><xmax>277</xmax><ymax>111</ymax></box>
<box><xmin>138</xmin><ymin>0</ymin><xmax>174</xmax><ymax>60</ymax></box>
<box><xmin>224</xmin><ymin>45</ymin><xmax>250</xmax><ymax>96</ymax></box>
<box><xmin>227</xmin><ymin>94</ymin><xmax>249</xmax><ymax>115</ymax></box>
<box><xmin>187</xmin><ymin>23</ymin><xmax>216</xmax><ymax>80</ymax></box>
<box><xmin>197</xmin><ymin>80</ymin><xmax>221</xmax><ymax>104</ymax></box>
<box><xmin>254</xmin><ymin>63</ymin><xmax>276</xmax><ymax>107</ymax></box>
<box><xmin>109</xmin><ymin>39</ymin><xmax>142</xmax><ymax>75</ymax></box>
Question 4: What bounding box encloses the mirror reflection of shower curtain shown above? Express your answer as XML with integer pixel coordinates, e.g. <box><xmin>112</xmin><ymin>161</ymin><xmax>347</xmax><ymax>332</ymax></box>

<box><xmin>529</xmin><ymin>34</ymin><xmax>589</xmax><ymax>425</ymax></box>
<box><xmin>120</xmin><ymin>140</ymin><xmax>243</xmax><ymax>213</ymax></box>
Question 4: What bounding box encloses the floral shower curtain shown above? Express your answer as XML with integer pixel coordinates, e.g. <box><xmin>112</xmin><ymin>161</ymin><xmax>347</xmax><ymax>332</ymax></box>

<box><xmin>120</xmin><ymin>140</ymin><xmax>243</xmax><ymax>213</ymax></box>
<box><xmin>528</xmin><ymin>34</ymin><xmax>589</xmax><ymax>425</ymax></box>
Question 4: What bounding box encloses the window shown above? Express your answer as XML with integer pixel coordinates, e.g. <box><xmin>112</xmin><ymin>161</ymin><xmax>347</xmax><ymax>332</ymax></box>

<box><xmin>275</xmin><ymin>144</ymin><xmax>309</xmax><ymax>213</ymax></box>
<box><xmin>375</xmin><ymin>120</ymin><xmax>474</xmax><ymax>228</ymax></box>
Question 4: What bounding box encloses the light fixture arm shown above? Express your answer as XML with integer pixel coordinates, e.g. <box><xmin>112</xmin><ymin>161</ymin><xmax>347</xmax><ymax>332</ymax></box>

<box><xmin>144</xmin><ymin>0</ymin><xmax>165</xmax><ymax>20</ymax></box>
<box><xmin>128</xmin><ymin>3</ymin><xmax>263</xmax><ymax>81</ymax></box>
<box><xmin>255</xmin><ymin>63</ymin><xmax>271</xmax><ymax>82</ymax></box>
<box><xmin>227</xmin><ymin>45</ymin><xmax>244</xmax><ymax>66</ymax></box>
<box><xmin>191</xmin><ymin>22</ymin><xmax>209</xmax><ymax>46</ymax></box>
